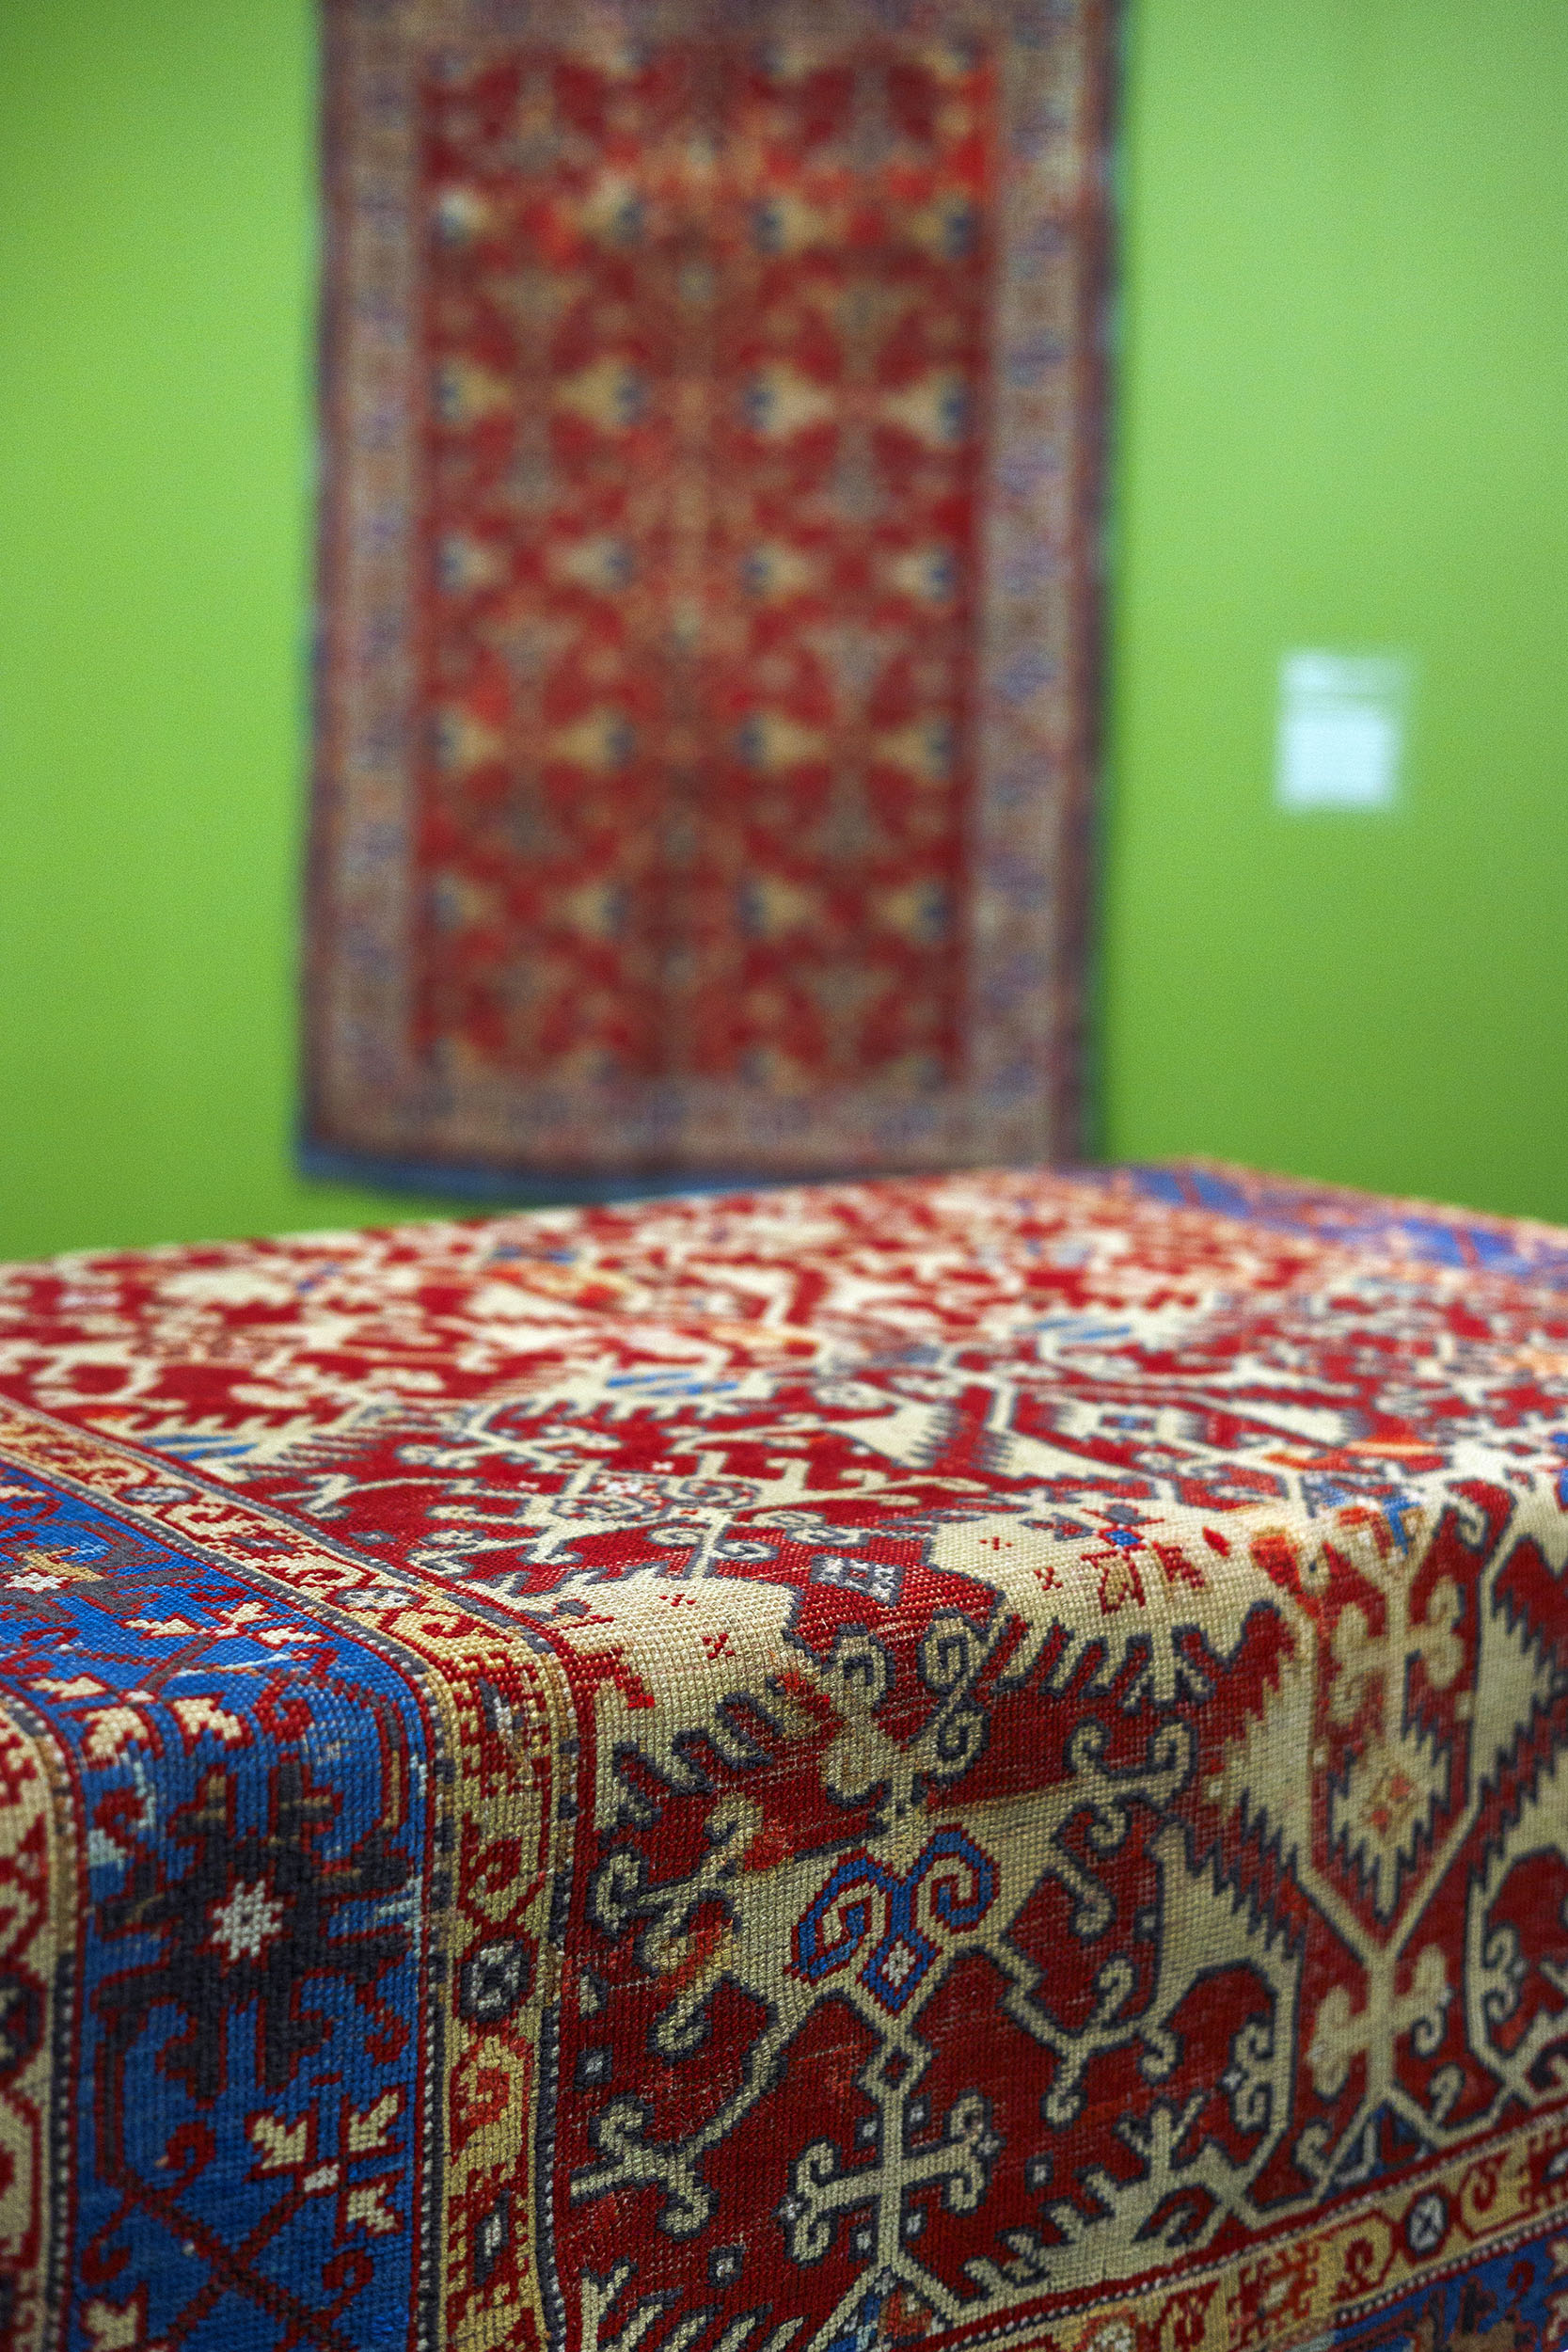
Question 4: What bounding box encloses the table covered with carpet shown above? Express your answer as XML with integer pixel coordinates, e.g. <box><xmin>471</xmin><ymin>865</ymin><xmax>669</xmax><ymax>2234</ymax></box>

<box><xmin>0</xmin><ymin>1163</ymin><xmax>1565</xmax><ymax>2352</ymax></box>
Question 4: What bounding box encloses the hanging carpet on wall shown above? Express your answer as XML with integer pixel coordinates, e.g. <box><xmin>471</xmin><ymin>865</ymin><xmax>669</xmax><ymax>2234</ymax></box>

<box><xmin>304</xmin><ymin>0</ymin><xmax>1113</xmax><ymax>1190</ymax></box>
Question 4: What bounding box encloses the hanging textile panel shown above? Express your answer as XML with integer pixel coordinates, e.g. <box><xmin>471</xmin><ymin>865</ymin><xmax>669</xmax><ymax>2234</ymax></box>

<box><xmin>305</xmin><ymin>0</ymin><xmax>1114</xmax><ymax>1186</ymax></box>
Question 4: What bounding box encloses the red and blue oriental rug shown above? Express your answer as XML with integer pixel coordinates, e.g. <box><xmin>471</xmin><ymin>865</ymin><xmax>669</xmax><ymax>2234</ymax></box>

<box><xmin>0</xmin><ymin>1162</ymin><xmax>1566</xmax><ymax>2347</ymax></box>
<box><xmin>304</xmin><ymin>0</ymin><xmax>1113</xmax><ymax>1187</ymax></box>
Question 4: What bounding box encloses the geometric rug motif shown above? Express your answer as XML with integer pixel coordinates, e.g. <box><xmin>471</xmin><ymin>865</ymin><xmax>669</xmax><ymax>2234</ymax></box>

<box><xmin>304</xmin><ymin>0</ymin><xmax>1114</xmax><ymax>1187</ymax></box>
<box><xmin>1</xmin><ymin>1160</ymin><xmax>1567</xmax><ymax>2351</ymax></box>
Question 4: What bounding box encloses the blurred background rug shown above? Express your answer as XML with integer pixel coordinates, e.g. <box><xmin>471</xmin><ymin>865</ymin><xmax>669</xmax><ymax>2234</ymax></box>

<box><xmin>304</xmin><ymin>0</ymin><xmax>1114</xmax><ymax>1194</ymax></box>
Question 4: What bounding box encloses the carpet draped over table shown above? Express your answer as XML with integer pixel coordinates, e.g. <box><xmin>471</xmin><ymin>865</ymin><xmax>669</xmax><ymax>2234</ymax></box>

<box><xmin>0</xmin><ymin>1163</ymin><xmax>1566</xmax><ymax>2349</ymax></box>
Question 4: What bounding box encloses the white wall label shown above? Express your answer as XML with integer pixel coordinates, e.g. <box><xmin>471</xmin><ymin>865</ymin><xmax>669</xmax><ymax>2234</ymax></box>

<box><xmin>1275</xmin><ymin>650</ymin><xmax>1412</xmax><ymax>811</ymax></box>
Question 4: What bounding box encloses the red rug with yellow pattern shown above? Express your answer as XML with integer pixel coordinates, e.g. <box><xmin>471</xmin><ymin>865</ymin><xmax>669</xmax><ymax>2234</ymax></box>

<box><xmin>0</xmin><ymin>1162</ymin><xmax>1566</xmax><ymax>2348</ymax></box>
<box><xmin>305</xmin><ymin>1</ymin><xmax>1112</xmax><ymax>1187</ymax></box>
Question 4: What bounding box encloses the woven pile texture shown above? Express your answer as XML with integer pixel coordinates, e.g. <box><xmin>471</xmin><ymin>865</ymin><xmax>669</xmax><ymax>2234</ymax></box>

<box><xmin>0</xmin><ymin>1162</ymin><xmax>1566</xmax><ymax>2351</ymax></box>
<box><xmin>305</xmin><ymin>0</ymin><xmax>1110</xmax><ymax>1184</ymax></box>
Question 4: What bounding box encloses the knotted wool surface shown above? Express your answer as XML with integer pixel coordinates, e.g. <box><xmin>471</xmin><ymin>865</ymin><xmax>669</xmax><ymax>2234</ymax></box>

<box><xmin>0</xmin><ymin>1167</ymin><xmax>1566</xmax><ymax>2349</ymax></box>
<box><xmin>304</xmin><ymin>1</ymin><xmax>1111</xmax><ymax>1186</ymax></box>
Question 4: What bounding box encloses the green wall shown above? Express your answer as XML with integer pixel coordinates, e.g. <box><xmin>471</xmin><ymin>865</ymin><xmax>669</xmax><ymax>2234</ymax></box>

<box><xmin>0</xmin><ymin>0</ymin><xmax>441</xmax><ymax>1257</ymax></box>
<box><xmin>1101</xmin><ymin>0</ymin><xmax>1568</xmax><ymax>1216</ymax></box>
<box><xmin>2</xmin><ymin>0</ymin><xmax>1565</xmax><ymax>1260</ymax></box>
